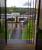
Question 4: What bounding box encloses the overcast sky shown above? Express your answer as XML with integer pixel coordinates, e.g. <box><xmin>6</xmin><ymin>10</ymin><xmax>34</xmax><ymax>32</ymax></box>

<box><xmin>6</xmin><ymin>0</ymin><xmax>35</xmax><ymax>8</ymax></box>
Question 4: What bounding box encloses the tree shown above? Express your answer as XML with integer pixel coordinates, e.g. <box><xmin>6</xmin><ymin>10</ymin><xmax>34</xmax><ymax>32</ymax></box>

<box><xmin>13</xmin><ymin>6</ymin><xmax>16</xmax><ymax>12</ymax></box>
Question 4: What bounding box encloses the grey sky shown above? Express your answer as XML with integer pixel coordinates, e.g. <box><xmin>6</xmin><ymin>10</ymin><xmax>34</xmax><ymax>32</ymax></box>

<box><xmin>6</xmin><ymin>0</ymin><xmax>35</xmax><ymax>8</ymax></box>
<box><xmin>0</xmin><ymin>0</ymin><xmax>5</xmax><ymax>7</ymax></box>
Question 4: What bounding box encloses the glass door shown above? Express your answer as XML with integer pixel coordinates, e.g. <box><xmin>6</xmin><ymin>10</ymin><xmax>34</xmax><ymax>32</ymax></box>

<box><xmin>6</xmin><ymin>0</ymin><xmax>39</xmax><ymax>44</ymax></box>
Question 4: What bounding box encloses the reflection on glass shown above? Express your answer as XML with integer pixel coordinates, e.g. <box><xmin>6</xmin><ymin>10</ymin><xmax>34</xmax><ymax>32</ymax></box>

<box><xmin>7</xmin><ymin>0</ymin><xmax>36</xmax><ymax>44</ymax></box>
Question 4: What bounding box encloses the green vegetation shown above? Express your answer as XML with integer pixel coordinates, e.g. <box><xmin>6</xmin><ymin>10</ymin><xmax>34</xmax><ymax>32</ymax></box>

<box><xmin>0</xmin><ymin>7</ymin><xmax>5</xmax><ymax>14</ymax></box>
<box><xmin>0</xmin><ymin>19</ymin><xmax>5</xmax><ymax>39</ymax></box>
<box><xmin>38</xmin><ymin>29</ymin><xmax>42</xmax><ymax>39</ymax></box>
<box><xmin>22</xmin><ymin>20</ymin><xmax>34</xmax><ymax>40</ymax></box>
<box><xmin>0</xmin><ymin>7</ymin><xmax>37</xmax><ymax>14</ymax></box>
<box><xmin>7</xmin><ymin>7</ymin><xmax>35</xmax><ymax>14</ymax></box>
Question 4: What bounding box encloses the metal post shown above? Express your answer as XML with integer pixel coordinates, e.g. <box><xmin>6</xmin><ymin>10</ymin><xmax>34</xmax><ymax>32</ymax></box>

<box><xmin>36</xmin><ymin>0</ymin><xmax>41</xmax><ymax>49</ymax></box>
<box><xmin>0</xmin><ymin>3</ymin><xmax>1</xmax><ymax>27</ymax></box>
<box><xmin>37</xmin><ymin>0</ymin><xmax>41</xmax><ymax>31</ymax></box>
<box><xmin>5</xmin><ymin>0</ymin><xmax>7</xmax><ymax>45</ymax></box>
<box><xmin>34</xmin><ymin>0</ymin><xmax>37</xmax><ymax>45</ymax></box>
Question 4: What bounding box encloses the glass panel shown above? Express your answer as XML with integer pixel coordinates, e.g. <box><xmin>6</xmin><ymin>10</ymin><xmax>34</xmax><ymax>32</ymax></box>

<box><xmin>0</xmin><ymin>0</ymin><xmax>5</xmax><ymax>45</ymax></box>
<box><xmin>6</xmin><ymin>0</ymin><xmax>38</xmax><ymax>45</ymax></box>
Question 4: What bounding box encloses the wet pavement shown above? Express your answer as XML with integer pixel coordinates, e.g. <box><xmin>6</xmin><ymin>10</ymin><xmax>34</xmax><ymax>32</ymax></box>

<box><xmin>11</xmin><ymin>24</ymin><xmax>22</xmax><ymax>39</ymax></box>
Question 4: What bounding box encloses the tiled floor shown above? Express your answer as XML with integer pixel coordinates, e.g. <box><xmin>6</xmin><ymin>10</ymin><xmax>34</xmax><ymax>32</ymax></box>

<box><xmin>4</xmin><ymin>39</ymin><xmax>35</xmax><ymax>50</ymax></box>
<box><xmin>7</xmin><ymin>39</ymin><xmax>33</xmax><ymax>44</ymax></box>
<box><xmin>4</xmin><ymin>44</ymin><xmax>35</xmax><ymax>50</ymax></box>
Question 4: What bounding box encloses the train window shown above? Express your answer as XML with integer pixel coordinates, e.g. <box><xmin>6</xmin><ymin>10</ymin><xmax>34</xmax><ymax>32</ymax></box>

<box><xmin>18</xmin><ymin>17</ymin><xmax>27</xmax><ymax>23</ymax></box>
<box><xmin>7</xmin><ymin>17</ymin><xmax>16</xmax><ymax>22</ymax></box>
<box><xmin>19</xmin><ymin>18</ymin><xmax>24</xmax><ymax>21</ymax></box>
<box><xmin>7</xmin><ymin>18</ymin><xmax>15</xmax><ymax>21</ymax></box>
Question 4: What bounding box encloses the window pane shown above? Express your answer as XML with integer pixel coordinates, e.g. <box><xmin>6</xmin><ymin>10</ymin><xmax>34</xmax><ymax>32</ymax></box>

<box><xmin>6</xmin><ymin>0</ymin><xmax>38</xmax><ymax>45</ymax></box>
